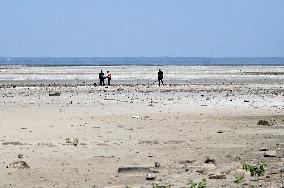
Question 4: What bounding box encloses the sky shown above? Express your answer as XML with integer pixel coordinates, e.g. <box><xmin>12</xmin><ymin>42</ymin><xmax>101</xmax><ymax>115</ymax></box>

<box><xmin>0</xmin><ymin>0</ymin><xmax>284</xmax><ymax>57</ymax></box>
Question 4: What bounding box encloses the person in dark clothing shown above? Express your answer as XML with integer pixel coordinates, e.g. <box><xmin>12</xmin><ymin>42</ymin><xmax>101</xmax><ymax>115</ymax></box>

<box><xmin>99</xmin><ymin>70</ymin><xmax>105</xmax><ymax>86</ymax></box>
<box><xmin>158</xmin><ymin>69</ymin><xmax>164</xmax><ymax>86</ymax></box>
<box><xmin>106</xmin><ymin>71</ymin><xmax>112</xmax><ymax>86</ymax></box>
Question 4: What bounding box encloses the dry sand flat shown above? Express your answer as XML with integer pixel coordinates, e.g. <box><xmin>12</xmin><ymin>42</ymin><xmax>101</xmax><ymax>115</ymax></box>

<box><xmin>0</xmin><ymin>84</ymin><xmax>284</xmax><ymax>188</ymax></box>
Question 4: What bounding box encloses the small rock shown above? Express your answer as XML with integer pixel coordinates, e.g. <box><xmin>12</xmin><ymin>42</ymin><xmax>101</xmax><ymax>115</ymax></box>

<box><xmin>276</xmin><ymin>143</ymin><xmax>284</xmax><ymax>147</ymax></box>
<box><xmin>8</xmin><ymin>161</ymin><xmax>30</xmax><ymax>169</ymax></box>
<box><xmin>131</xmin><ymin>116</ymin><xmax>139</xmax><ymax>119</ymax></box>
<box><xmin>259</xmin><ymin>147</ymin><xmax>269</xmax><ymax>151</ymax></box>
<box><xmin>264</xmin><ymin>150</ymin><xmax>277</xmax><ymax>157</ymax></box>
<box><xmin>146</xmin><ymin>173</ymin><xmax>156</xmax><ymax>180</ymax></box>
<box><xmin>118</xmin><ymin>167</ymin><xmax>151</xmax><ymax>173</ymax></box>
<box><xmin>257</xmin><ymin>120</ymin><xmax>272</xmax><ymax>126</ymax></box>
<box><xmin>196</xmin><ymin>169</ymin><xmax>205</xmax><ymax>174</ymax></box>
<box><xmin>18</xmin><ymin>154</ymin><xmax>23</xmax><ymax>159</ymax></box>
<box><xmin>204</xmin><ymin>158</ymin><xmax>216</xmax><ymax>165</ymax></box>
<box><xmin>154</xmin><ymin>162</ymin><xmax>161</xmax><ymax>168</ymax></box>
<box><xmin>179</xmin><ymin>160</ymin><xmax>195</xmax><ymax>165</ymax></box>
<box><xmin>217</xmin><ymin>130</ymin><xmax>224</xmax><ymax>133</ymax></box>
<box><xmin>49</xmin><ymin>92</ymin><xmax>60</xmax><ymax>97</ymax></box>
<box><xmin>2</xmin><ymin>142</ymin><xmax>23</xmax><ymax>145</ymax></box>
<box><xmin>209</xmin><ymin>174</ymin><xmax>226</xmax><ymax>179</ymax></box>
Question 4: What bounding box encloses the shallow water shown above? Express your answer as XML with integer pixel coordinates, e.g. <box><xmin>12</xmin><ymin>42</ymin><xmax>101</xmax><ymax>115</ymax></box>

<box><xmin>1</xmin><ymin>65</ymin><xmax>284</xmax><ymax>85</ymax></box>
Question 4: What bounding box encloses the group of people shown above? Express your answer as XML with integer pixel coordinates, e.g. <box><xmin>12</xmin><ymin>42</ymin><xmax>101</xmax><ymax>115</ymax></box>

<box><xmin>98</xmin><ymin>70</ymin><xmax>112</xmax><ymax>86</ymax></box>
<box><xmin>98</xmin><ymin>69</ymin><xmax>164</xmax><ymax>86</ymax></box>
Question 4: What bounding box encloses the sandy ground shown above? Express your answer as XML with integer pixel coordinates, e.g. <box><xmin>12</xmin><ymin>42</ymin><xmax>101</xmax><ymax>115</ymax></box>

<box><xmin>0</xmin><ymin>84</ymin><xmax>284</xmax><ymax>188</ymax></box>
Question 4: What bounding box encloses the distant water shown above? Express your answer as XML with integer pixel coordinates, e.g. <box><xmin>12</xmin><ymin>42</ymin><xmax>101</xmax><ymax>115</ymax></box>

<box><xmin>0</xmin><ymin>57</ymin><xmax>284</xmax><ymax>65</ymax></box>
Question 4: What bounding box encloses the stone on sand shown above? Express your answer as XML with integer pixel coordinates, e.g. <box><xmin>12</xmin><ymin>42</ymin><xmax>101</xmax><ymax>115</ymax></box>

<box><xmin>8</xmin><ymin>161</ymin><xmax>30</xmax><ymax>169</ymax></box>
<box><xmin>154</xmin><ymin>161</ymin><xmax>161</xmax><ymax>168</ymax></box>
<box><xmin>257</xmin><ymin>120</ymin><xmax>272</xmax><ymax>126</ymax></box>
<box><xmin>259</xmin><ymin>147</ymin><xmax>269</xmax><ymax>151</ymax></box>
<box><xmin>2</xmin><ymin>141</ymin><xmax>23</xmax><ymax>145</ymax></box>
<box><xmin>49</xmin><ymin>92</ymin><xmax>61</xmax><ymax>96</ymax></box>
<box><xmin>264</xmin><ymin>150</ymin><xmax>277</xmax><ymax>157</ymax></box>
<box><xmin>209</xmin><ymin>173</ymin><xmax>226</xmax><ymax>179</ymax></box>
<box><xmin>204</xmin><ymin>158</ymin><xmax>216</xmax><ymax>165</ymax></box>
<box><xmin>146</xmin><ymin>173</ymin><xmax>156</xmax><ymax>180</ymax></box>
<box><xmin>118</xmin><ymin>166</ymin><xmax>151</xmax><ymax>173</ymax></box>
<box><xmin>18</xmin><ymin>154</ymin><xmax>24</xmax><ymax>159</ymax></box>
<box><xmin>131</xmin><ymin>116</ymin><xmax>140</xmax><ymax>119</ymax></box>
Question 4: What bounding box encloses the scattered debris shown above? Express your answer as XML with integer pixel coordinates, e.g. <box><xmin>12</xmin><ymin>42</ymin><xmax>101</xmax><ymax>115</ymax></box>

<box><xmin>209</xmin><ymin>173</ymin><xmax>226</xmax><ymax>179</ymax></box>
<box><xmin>131</xmin><ymin>116</ymin><xmax>139</xmax><ymax>119</ymax></box>
<box><xmin>118</xmin><ymin>167</ymin><xmax>151</xmax><ymax>173</ymax></box>
<box><xmin>204</xmin><ymin>158</ymin><xmax>216</xmax><ymax>165</ymax></box>
<box><xmin>8</xmin><ymin>161</ymin><xmax>30</xmax><ymax>169</ymax></box>
<box><xmin>18</xmin><ymin>154</ymin><xmax>23</xmax><ymax>159</ymax></box>
<box><xmin>257</xmin><ymin>120</ymin><xmax>272</xmax><ymax>126</ymax></box>
<box><xmin>2</xmin><ymin>142</ymin><xmax>23</xmax><ymax>145</ymax></box>
<box><xmin>276</xmin><ymin>143</ymin><xmax>284</xmax><ymax>147</ymax></box>
<box><xmin>179</xmin><ymin>160</ymin><xmax>195</xmax><ymax>165</ymax></box>
<box><xmin>64</xmin><ymin>137</ymin><xmax>79</xmax><ymax>146</ymax></box>
<box><xmin>138</xmin><ymin>140</ymin><xmax>161</xmax><ymax>145</ymax></box>
<box><xmin>154</xmin><ymin>162</ymin><xmax>161</xmax><ymax>168</ymax></box>
<box><xmin>259</xmin><ymin>147</ymin><xmax>269</xmax><ymax>151</ymax></box>
<box><xmin>49</xmin><ymin>92</ymin><xmax>60</xmax><ymax>96</ymax></box>
<box><xmin>73</xmin><ymin>138</ymin><xmax>79</xmax><ymax>146</ymax></box>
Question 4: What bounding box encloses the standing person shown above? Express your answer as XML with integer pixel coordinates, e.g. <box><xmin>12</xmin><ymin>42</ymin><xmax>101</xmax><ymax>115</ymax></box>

<box><xmin>99</xmin><ymin>70</ymin><xmax>105</xmax><ymax>86</ymax></box>
<box><xmin>158</xmin><ymin>69</ymin><xmax>164</xmax><ymax>86</ymax></box>
<box><xmin>106</xmin><ymin>71</ymin><xmax>112</xmax><ymax>86</ymax></box>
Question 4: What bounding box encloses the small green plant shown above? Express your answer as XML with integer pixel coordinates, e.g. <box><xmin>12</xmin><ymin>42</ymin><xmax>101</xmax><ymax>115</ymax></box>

<box><xmin>234</xmin><ymin>175</ymin><xmax>244</xmax><ymax>184</ymax></box>
<box><xmin>152</xmin><ymin>183</ymin><xmax>172</xmax><ymax>188</ymax></box>
<box><xmin>187</xmin><ymin>178</ymin><xmax>206</xmax><ymax>188</ymax></box>
<box><xmin>242</xmin><ymin>160</ymin><xmax>267</xmax><ymax>177</ymax></box>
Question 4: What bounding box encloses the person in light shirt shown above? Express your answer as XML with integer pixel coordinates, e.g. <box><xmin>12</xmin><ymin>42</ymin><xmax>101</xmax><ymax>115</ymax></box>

<box><xmin>106</xmin><ymin>70</ymin><xmax>112</xmax><ymax>86</ymax></box>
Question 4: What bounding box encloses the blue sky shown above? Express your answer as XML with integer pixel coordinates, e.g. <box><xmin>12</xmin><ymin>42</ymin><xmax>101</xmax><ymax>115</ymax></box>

<box><xmin>0</xmin><ymin>0</ymin><xmax>284</xmax><ymax>57</ymax></box>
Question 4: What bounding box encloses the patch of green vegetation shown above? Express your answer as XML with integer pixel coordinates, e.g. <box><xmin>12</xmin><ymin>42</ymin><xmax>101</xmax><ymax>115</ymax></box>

<box><xmin>242</xmin><ymin>160</ymin><xmax>267</xmax><ymax>177</ymax></box>
<box><xmin>187</xmin><ymin>178</ymin><xmax>206</xmax><ymax>188</ymax></box>
<box><xmin>234</xmin><ymin>175</ymin><xmax>244</xmax><ymax>184</ymax></box>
